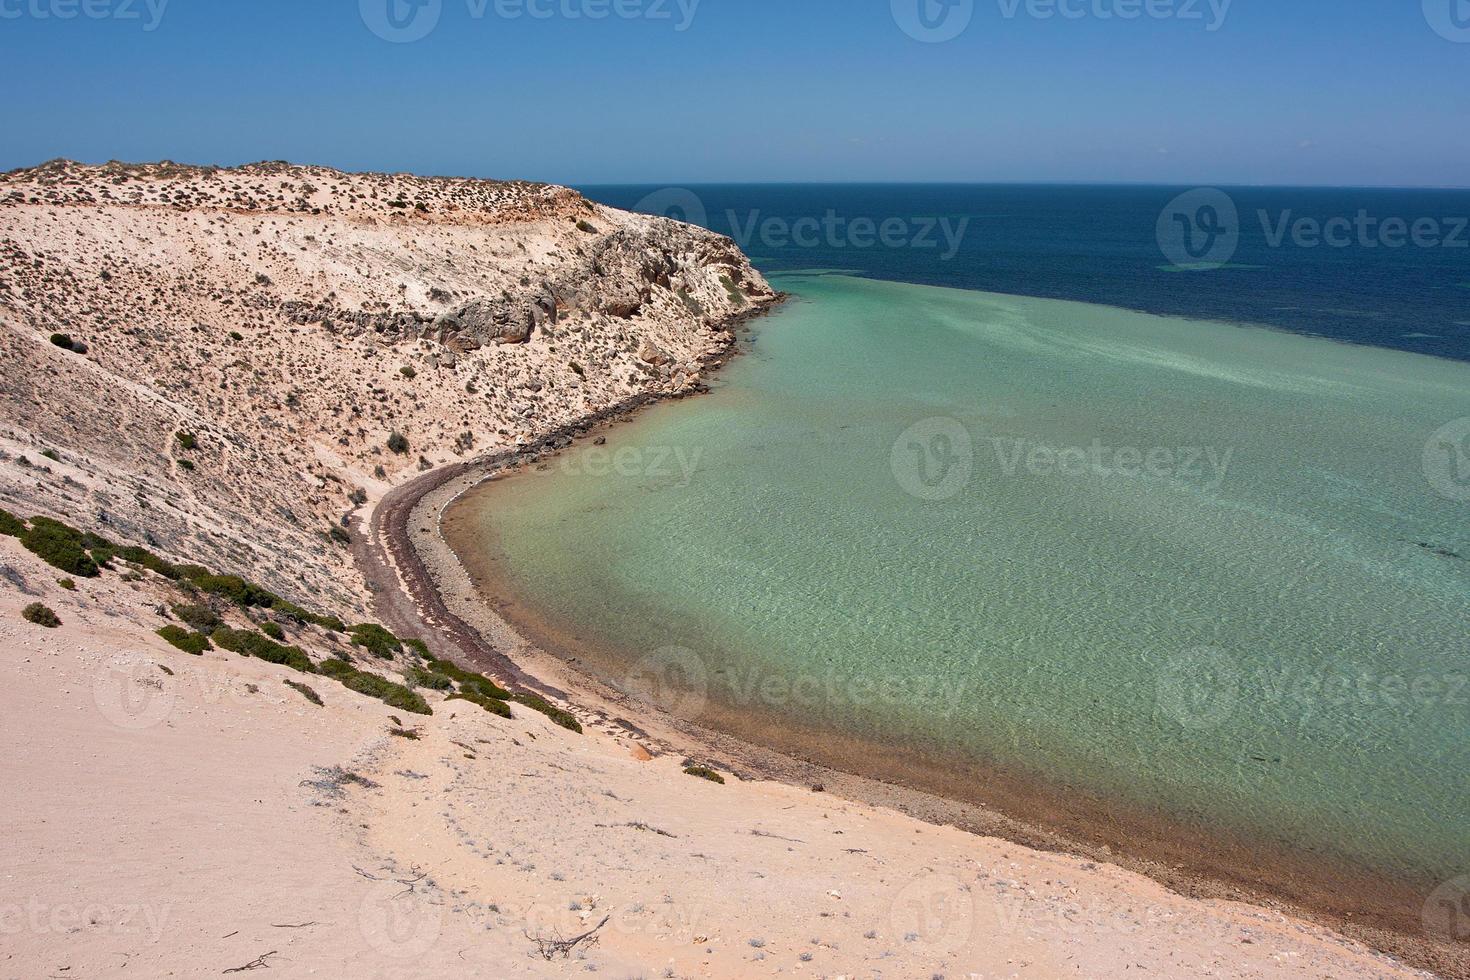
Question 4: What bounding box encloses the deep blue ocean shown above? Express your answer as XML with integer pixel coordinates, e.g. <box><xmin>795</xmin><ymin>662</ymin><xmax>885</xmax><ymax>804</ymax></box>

<box><xmin>579</xmin><ymin>184</ymin><xmax>1470</xmax><ymax>362</ymax></box>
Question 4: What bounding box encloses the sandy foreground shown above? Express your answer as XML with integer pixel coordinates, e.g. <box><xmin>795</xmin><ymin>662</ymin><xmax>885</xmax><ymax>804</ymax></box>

<box><xmin>0</xmin><ymin>534</ymin><xmax>1428</xmax><ymax>979</ymax></box>
<box><xmin>0</xmin><ymin>161</ymin><xmax>1439</xmax><ymax>978</ymax></box>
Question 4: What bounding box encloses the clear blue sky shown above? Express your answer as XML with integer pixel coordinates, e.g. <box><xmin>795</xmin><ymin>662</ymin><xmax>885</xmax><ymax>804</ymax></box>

<box><xmin>2</xmin><ymin>0</ymin><xmax>1467</xmax><ymax>186</ymax></box>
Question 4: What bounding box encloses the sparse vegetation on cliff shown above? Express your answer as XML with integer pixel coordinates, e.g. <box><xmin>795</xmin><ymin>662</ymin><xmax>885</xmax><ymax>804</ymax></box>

<box><xmin>0</xmin><ymin>508</ymin><xmax>25</xmax><ymax>537</ymax></box>
<box><xmin>283</xmin><ymin>678</ymin><xmax>323</xmax><ymax>706</ymax></box>
<box><xmin>156</xmin><ymin>625</ymin><xmax>211</xmax><ymax>655</ymax></box>
<box><xmin>446</xmin><ymin>689</ymin><xmax>514</xmax><ymax>719</ymax></box>
<box><xmin>21</xmin><ymin>517</ymin><xmax>100</xmax><ymax>578</ymax></box>
<box><xmin>684</xmin><ymin>766</ymin><xmax>725</xmax><ymax>784</ymax></box>
<box><xmin>22</xmin><ymin>602</ymin><xmax>61</xmax><ymax>628</ymax></box>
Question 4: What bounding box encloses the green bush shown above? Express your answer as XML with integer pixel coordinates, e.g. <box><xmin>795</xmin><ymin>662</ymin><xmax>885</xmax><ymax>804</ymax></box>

<box><xmin>424</xmin><ymin>656</ymin><xmax>512</xmax><ymax>700</ymax></box>
<box><xmin>157</xmin><ymin>625</ymin><xmax>210</xmax><ymax>655</ymax></box>
<box><xmin>171</xmin><ymin>603</ymin><xmax>222</xmax><ymax>634</ymax></box>
<box><xmin>318</xmin><ymin>658</ymin><xmax>431</xmax><ymax>715</ymax></box>
<box><xmin>181</xmin><ymin>568</ymin><xmax>288</xmax><ymax>609</ymax></box>
<box><xmin>212</xmin><ymin>627</ymin><xmax>314</xmax><ymax>674</ymax></box>
<box><xmin>576</xmin><ymin>219</ymin><xmax>598</xmax><ymax>234</ymax></box>
<box><xmin>350</xmin><ymin>623</ymin><xmax>401</xmax><ymax>659</ymax></box>
<box><xmin>116</xmin><ymin>545</ymin><xmax>181</xmax><ymax>580</ymax></box>
<box><xmin>327</xmin><ymin>525</ymin><xmax>351</xmax><ymax>545</ymax></box>
<box><xmin>80</xmin><ymin>530</ymin><xmax>113</xmax><ymax>550</ymax></box>
<box><xmin>0</xmin><ymin>508</ymin><xmax>26</xmax><ymax>537</ymax></box>
<box><xmin>510</xmin><ymin>692</ymin><xmax>582</xmax><ymax>734</ymax></box>
<box><xmin>175</xmin><ymin>431</ymin><xmax>198</xmax><ymax>451</ymax></box>
<box><xmin>310</xmin><ymin>612</ymin><xmax>347</xmax><ymax>633</ymax></box>
<box><xmin>21</xmin><ymin>518</ymin><xmax>99</xmax><ymax>577</ymax></box>
<box><xmin>260</xmin><ymin>621</ymin><xmax>285</xmax><ymax>640</ymax></box>
<box><xmin>189</xmin><ymin>573</ymin><xmax>259</xmax><ymax>604</ymax></box>
<box><xmin>284</xmin><ymin>679</ymin><xmax>323</xmax><ymax>706</ymax></box>
<box><xmin>22</xmin><ymin>603</ymin><xmax>61</xmax><ymax>628</ymax></box>
<box><xmin>405</xmin><ymin>667</ymin><xmax>453</xmax><ymax>691</ymax></box>
<box><xmin>387</xmin><ymin>431</ymin><xmax>410</xmax><ymax>455</ymax></box>
<box><xmin>399</xmin><ymin>365</ymin><xmax>416</xmax><ymax>380</ymax></box>
<box><xmin>446</xmin><ymin>691</ymin><xmax>513</xmax><ymax>719</ymax></box>
<box><xmin>720</xmin><ymin>274</ymin><xmax>747</xmax><ymax>308</ymax></box>
<box><xmin>402</xmin><ymin>637</ymin><xmax>430</xmax><ymax>659</ymax></box>
<box><xmin>86</xmin><ymin>547</ymin><xmax>116</xmax><ymax>569</ymax></box>
<box><xmin>270</xmin><ymin>596</ymin><xmax>344</xmax><ymax>632</ymax></box>
<box><xmin>684</xmin><ymin>766</ymin><xmax>725</xmax><ymax>784</ymax></box>
<box><xmin>57</xmin><ymin>578</ymin><xmax>76</xmax><ymax>591</ymax></box>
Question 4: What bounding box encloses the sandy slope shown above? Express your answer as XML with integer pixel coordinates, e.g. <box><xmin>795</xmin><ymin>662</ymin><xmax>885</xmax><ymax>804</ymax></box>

<box><xmin>0</xmin><ymin>161</ymin><xmax>1439</xmax><ymax>978</ymax></box>
<box><xmin>0</xmin><ymin>535</ymin><xmax>1424</xmax><ymax>979</ymax></box>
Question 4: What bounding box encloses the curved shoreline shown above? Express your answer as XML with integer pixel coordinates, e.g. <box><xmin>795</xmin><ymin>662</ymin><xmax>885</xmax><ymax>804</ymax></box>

<box><xmin>356</xmin><ymin>292</ymin><xmax>1466</xmax><ymax>979</ymax></box>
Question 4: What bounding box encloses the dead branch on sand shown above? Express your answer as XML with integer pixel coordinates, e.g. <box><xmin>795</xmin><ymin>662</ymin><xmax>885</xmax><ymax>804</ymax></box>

<box><xmin>222</xmin><ymin>950</ymin><xmax>278</xmax><ymax>973</ymax></box>
<box><xmin>525</xmin><ymin>915</ymin><xmax>611</xmax><ymax>960</ymax></box>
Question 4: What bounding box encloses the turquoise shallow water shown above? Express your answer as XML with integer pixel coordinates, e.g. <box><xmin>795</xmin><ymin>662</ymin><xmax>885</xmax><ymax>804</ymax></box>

<box><xmin>470</xmin><ymin>273</ymin><xmax>1470</xmax><ymax>885</ymax></box>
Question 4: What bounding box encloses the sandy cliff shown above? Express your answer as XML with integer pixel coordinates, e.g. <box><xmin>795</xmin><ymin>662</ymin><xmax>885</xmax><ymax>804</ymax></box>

<box><xmin>0</xmin><ymin>159</ymin><xmax>772</xmax><ymax>617</ymax></box>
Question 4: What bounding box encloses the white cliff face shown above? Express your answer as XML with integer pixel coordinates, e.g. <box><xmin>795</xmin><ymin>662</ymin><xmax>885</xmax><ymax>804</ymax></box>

<box><xmin>0</xmin><ymin>160</ymin><xmax>775</xmax><ymax>615</ymax></box>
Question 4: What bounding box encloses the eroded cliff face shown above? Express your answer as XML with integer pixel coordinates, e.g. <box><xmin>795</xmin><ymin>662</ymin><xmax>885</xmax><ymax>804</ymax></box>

<box><xmin>0</xmin><ymin>160</ymin><xmax>775</xmax><ymax>615</ymax></box>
